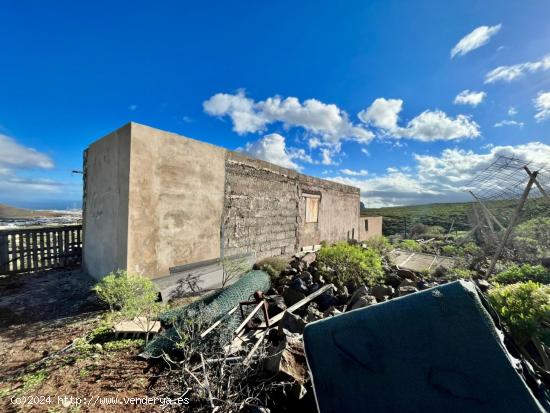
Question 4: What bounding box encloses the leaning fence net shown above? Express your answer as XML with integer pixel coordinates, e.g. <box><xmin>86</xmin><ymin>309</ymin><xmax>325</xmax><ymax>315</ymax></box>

<box><xmin>141</xmin><ymin>269</ymin><xmax>270</xmax><ymax>359</ymax></box>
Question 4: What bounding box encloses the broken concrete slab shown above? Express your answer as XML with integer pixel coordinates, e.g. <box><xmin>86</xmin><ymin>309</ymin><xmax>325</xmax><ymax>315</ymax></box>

<box><xmin>264</xmin><ymin>332</ymin><xmax>307</xmax><ymax>383</ymax></box>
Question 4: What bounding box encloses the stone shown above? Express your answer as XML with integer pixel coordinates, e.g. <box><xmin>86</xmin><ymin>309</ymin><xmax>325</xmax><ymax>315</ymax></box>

<box><xmin>289</xmin><ymin>383</ymin><xmax>308</xmax><ymax>400</ymax></box>
<box><xmin>316</xmin><ymin>292</ymin><xmax>338</xmax><ymax>311</ymax></box>
<box><xmin>397</xmin><ymin>269</ymin><xmax>418</xmax><ymax>280</ymax></box>
<box><xmin>476</xmin><ymin>279</ymin><xmax>490</xmax><ymax>293</ymax></box>
<box><xmin>300</xmin><ymin>271</ymin><xmax>313</xmax><ymax>283</ymax></box>
<box><xmin>399</xmin><ymin>279</ymin><xmax>416</xmax><ymax>288</ymax></box>
<box><xmin>283</xmin><ymin>288</ymin><xmax>306</xmax><ymax>307</ymax></box>
<box><xmin>346</xmin><ymin>285</ymin><xmax>369</xmax><ymax>308</ymax></box>
<box><xmin>371</xmin><ymin>284</ymin><xmax>394</xmax><ymax>301</ymax></box>
<box><xmin>398</xmin><ymin>285</ymin><xmax>418</xmax><ymax>297</ymax></box>
<box><xmin>264</xmin><ymin>333</ymin><xmax>307</xmax><ymax>383</ymax></box>
<box><xmin>301</xmin><ymin>252</ymin><xmax>317</xmax><ymax>267</ymax></box>
<box><xmin>350</xmin><ymin>295</ymin><xmax>377</xmax><ymax>310</ymax></box>
<box><xmin>267</xmin><ymin>295</ymin><xmax>287</xmax><ymax>318</ymax></box>
<box><xmin>541</xmin><ymin>257</ymin><xmax>550</xmax><ymax>269</ymax></box>
<box><xmin>290</xmin><ymin>277</ymin><xmax>309</xmax><ymax>294</ymax></box>
<box><xmin>324</xmin><ymin>306</ymin><xmax>342</xmax><ymax>317</ymax></box>
<box><xmin>385</xmin><ymin>273</ymin><xmax>402</xmax><ymax>288</ymax></box>
<box><xmin>281</xmin><ymin>311</ymin><xmax>307</xmax><ymax>334</ymax></box>
<box><xmin>305</xmin><ymin>305</ymin><xmax>324</xmax><ymax>322</ymax></box>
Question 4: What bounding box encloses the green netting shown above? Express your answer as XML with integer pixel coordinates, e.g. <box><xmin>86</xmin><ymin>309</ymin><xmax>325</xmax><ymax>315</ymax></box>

<box><xmin>141</xmin><ymin>270</ymin><xmax>270</xmax><ymax>359</ymax></box>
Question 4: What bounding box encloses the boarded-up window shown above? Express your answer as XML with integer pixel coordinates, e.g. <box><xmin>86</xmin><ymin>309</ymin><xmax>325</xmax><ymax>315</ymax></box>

<box><xmin>304</xmin><ymin>194</ymin><xmax>320</xmax><ymax>223</ymax></box>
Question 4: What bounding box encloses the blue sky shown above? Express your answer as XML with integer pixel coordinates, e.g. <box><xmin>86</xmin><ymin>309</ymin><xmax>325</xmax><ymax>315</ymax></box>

<box><xmin>1</xmin><ymin>0</ymin><xmax>549</xmax><ymax>209</ymax></box>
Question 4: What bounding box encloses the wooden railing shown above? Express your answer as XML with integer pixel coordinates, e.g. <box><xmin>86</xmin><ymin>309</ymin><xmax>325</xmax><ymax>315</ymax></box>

<box><xmin>0</xmin><ymin>224</ymin><xmax>83</xmax><ymax>275</ymax></box>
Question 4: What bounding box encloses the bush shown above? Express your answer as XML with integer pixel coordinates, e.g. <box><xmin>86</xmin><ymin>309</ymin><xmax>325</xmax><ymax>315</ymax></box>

<box><xmin>399</xmin><ymin>239</ymin><xmax>423</xmax><ymax>252</ymax></box>
<box><xmin>93</xmin><ymin>270</ymin><xmax>158</xmax><ymax>313</ymax></box>
<box><xmin>255</xmin><ymin>256</ymin><xmax>289</xmax><ymax>281</ymax></box>
<box><xmin>441</xmin><ymin>244</ymin><xmax>459</xmax><ymax>256</ymax></box>
<box><xmin>317</xmin><ymin>242</ymin><xmax>384</xmax><ymax>289</ymax></box>
<box><xmin>493</xmin><ymin>264</ymin><xmax>550</xmax><ymax>285</ymax></box>
<box><xmin>512</xmin><ymin>217</ymin><xmax>550</xmax><ymax>262</ymax></box>
<box><xmin>362</xmin><ymin>235</ymin><xmax>392</xmax><ymax>254</ymax></box>
<box><xmin>489</xmin><ymin>281</ymin><xmax>550</xmax><ymax>345</ymax></box>
<box><xmin>444</xmin><ymin>267</ymin><xmax>475</xmax><ymax>280</ymax></box>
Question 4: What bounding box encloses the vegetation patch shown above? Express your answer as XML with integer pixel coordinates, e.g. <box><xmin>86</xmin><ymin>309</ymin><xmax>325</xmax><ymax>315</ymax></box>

<box><xmin>255</xmin><ymin>256</ymin><xmax>289</xmax><ymax>281</ymax></box>
<box><xmin>317</xmin><ymin>242</ymin><xmax>384</xmax><ymax>289</ymax></box>
<box><xmin>493</xmin><ymin>264</ymin><xmax>550</xmax><ymax>285</ymax></box>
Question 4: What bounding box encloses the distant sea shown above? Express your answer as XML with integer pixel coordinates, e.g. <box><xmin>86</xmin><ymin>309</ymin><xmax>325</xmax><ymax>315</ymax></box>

<box><xmin>0</xmin><ymin>210</ymin><xmax>82</xmax><ymax>229</ymax></box>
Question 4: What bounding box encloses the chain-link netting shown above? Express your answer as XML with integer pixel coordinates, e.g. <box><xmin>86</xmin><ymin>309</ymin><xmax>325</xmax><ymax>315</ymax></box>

<box><xmin>141</xmin><ymin>270</ymin><xmax>270</xmax><ymax>359</ymax></box>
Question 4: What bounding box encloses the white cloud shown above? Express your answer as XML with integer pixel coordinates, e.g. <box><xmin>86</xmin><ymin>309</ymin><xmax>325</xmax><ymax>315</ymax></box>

<box><xmin>361</xmin><ymin>148</ymin><xmax>370</xmax><ymax>156</ymax></box>
<box><xmin>0</xmin><ymin>134</ymin><xmax>71</xmax><ymax>203</ymax></box>
<box><xmin>129</xmin><ymin>105</ymin><xmax>138</xmax><ymax>111</ymax></box>
<box><xmin>321</xmin><ymin>148</ymin><xmax>335</xmax><ymax>165</ymax></box>
<box><xmin>400</xmin><ymin>110</ymin><xmax>480</xmax><ymax>141</ymax></box>
<box><xmin>329</xmin><ymin>142</ymin><xmax>550</xmax><ymax>207</ymax></box>
<box><xmin>203</xmin><ymin>90</ymin><xmax>374</xmax><ymax>144</ymax></box>
<box><xmin>358</xmin><ymin>98</ymin><xmax>403</xmax><ymax>130</ymax></box>
<box><xmin>0</xmin><ymin>134</ymin><xmax>54</xmax><ymax>170</ymax></box>
<box><xmin>451</xmin><ymin>24</ymin><xmax>502</xmax><ymax>58</ymax></box>
<box><xmin>241</xmin><ymin>133</ymin><xmax>300</xmax><ymax>170</ymax></box>
<box><xmin>485</xmin><ymin>55</ymin><xmax>550</xmax><ymax>83</ymax></box>
<box><xmin>508</xmin><ymin>107</ymin><xmax>518</xmax><ymax>116</ymax></box>
<box><xmin>340</xmin><ymin>169</ymin><xmax>369</xmax><ymax>176</ymax></box>
<box><xmin>454</xmin><ymin>90</ymin><xmax>486</xmax><ymax>106</ymax></box>
<box><xmin>359</xmin><ymin>99</ymin><xmax>481</xmax><ymax>141</ymax></box>
<box><xmin>534</xmin><ymin>91</ymin><xmax>550</xmax><ymax>122</ymax></box>
<box><xmin>494</xmin><ymin>120</ymin><xmax>524</xmax><ymax>128</ymax></box>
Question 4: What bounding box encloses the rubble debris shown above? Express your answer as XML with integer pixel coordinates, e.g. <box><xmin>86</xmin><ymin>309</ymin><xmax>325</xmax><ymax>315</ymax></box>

<box><xmin>264</xmin><ymin>330</ymin><xmax>307</xmax><ymax>383</ymax></box>
<box><xmin>397</xmin><ymin>285</ymin><xmax>418</xmax><ymax>296</ymax></box>
<box><xmin>350</xmin><ymin>295</ymin><xmax>377</xmax><ymax>310</ymax></box>
<box><xmin>281</xmin><ymin>311</ymin><xmax>307</xmax><ymax>334</ymax></box>
<box><xmin>346</xmin><ymin>285</ymin><xmax>369</xmax><ymax>308</ymax></box>
<box><xmin>283</xmin><ymin>288</ymin><xmax>306</xmax><ymax>306</ymax></box>
<box><xmin>371</xmin><ymin>284</ymin><xmax>394</xmax><ymax>301</ymax></box>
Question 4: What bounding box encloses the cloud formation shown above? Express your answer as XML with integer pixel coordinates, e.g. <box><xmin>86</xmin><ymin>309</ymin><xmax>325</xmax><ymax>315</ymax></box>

<box><xmin>203</xmin><ymin>90</ymin><xmax>373</xmax><ymax>145</ymax></box>
<box><xmin>494</xmin><ymin>120</ymin><xmax>524</xmax><ymax>128</ymax></box>
<box><xmin>241</xmin><ymin>133</ymin><xmax>301</xmax><ymax>170</ymax></box>
<box><xmin>359</xmin><ymin>98</ymin><xmax>480</xmax><ymax>141</ymax></box>
<box><xmin>485</xmin><ymin>55</ymin><xmax>550</xmax><ymax>83</ymax></box>
<box><xmin>0</xmin><ymin>134</ymin><xmax>54</xmax><ymax>170</ymax></box>
<box><xmin>534</xmin><ymin>91</ymin><xmax>550</xmax><ymax>122</ymax></box>
<box><xmin>340</xmin><ymin>169</ymin><xmax>369</xmax><ymax>176</ymax></box>
<box><xmin>330</xmin><ymin>142</ymin><xmax>550</xmax><ymax>207</ymax></box>
<box><xmin>451</xmin><ymin>24</ymin><xmax>501</xmax><ymax>58</ymax></box>
<box><xmin>454</xmin><ymin>90</ymin><xmax>486</xmax><ymax>106</ymax></box>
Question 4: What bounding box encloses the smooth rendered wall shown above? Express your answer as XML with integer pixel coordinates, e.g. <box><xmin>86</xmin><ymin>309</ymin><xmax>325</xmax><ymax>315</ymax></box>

<box><xmin>83</xmin><ymin>124</ymin><xmax>131</xmax><ymax>280</ymax></box>
<box><xmin>297</xmin><ymin>174</ymin><xmax>360</xmax><ymax>247</ymax></box>
<box><xmin>127</xmin><ymin>123</ymin><xmax>226</xmax><ymax>278</ymax></box>
<box><xmin>358</xmin><ymin>216</ymin><xmax>383</xmax><ymax>241</ymax></box>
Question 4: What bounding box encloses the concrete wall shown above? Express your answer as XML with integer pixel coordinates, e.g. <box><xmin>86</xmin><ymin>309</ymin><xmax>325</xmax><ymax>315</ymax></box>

<box><xmin>358</xmin><ymin>216</ymin><xmax>383</xmax><ymax>241</ymax></box>
<box><xmin>126</xmin><ymin>123</ymin><xmax>226</xmax><ymax>277</ymax></box>
<box><xmin>84</xmin><ymin>122</ymin><xmax>366</xmax><ymax>280</ymax></box>
<box><xmin>297</xmin><ymin>174</ymin><xmax>360</xmax><ymax>248</ymax></box>
<box><xmin>83</xmin><ymin>124</ymin><xmax>131</xmax><ymax>280</ymax></box>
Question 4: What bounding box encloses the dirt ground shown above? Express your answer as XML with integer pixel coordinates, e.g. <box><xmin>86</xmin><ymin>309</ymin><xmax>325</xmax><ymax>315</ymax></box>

<box><xmin>0</xmin><ymin>270</ymin><xmax>170</xmax><ymax>413</ymax></box>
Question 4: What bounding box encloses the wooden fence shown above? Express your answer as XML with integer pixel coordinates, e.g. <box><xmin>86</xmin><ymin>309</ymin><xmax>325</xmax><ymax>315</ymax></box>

<box><xmin>0</xmin><ymin>224</ymin><xmax>83</xmax><ymax>275</ymax></box>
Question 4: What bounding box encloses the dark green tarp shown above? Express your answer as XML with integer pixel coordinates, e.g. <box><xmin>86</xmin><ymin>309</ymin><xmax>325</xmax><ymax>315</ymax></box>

<box><xmin>304</xmin><ymin>280</ymin><xmax>549</xmax><ymax>413</ymax></box>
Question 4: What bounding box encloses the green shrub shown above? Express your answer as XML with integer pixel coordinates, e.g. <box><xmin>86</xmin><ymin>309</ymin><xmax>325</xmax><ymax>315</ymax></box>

<box><xmin>93</xmin><ymin>270</ymin><xmax>158</xmax><ymax>313</ymax></box>
<box><xmin>317</xmin><ymin>242</ymin><xmax>384</xmax><ymax>289</ymax></box>
<box><xmin>441</xmin><ymin>244</ymin><xmax>459</xmax><ymax>256</ymax></box>
<box><xmin>489</xmin><ymin>281</ymin><xmax>550</xmax><ymax>345</ymax></box>
<box><xmin>399</xmin><ymin>239</ymin><xmax>422</xmax><ymax>252</ymax></box>
<box><xmin>512</xmin><ymin>217</ymin><xmax>550</xmax><ymax>262</ymax></box>
<box><xmin>461</xmin><ymin>241</ymin><xmax>481</xmax><ymax>256</ymax></box>
<box><xmin>362</xmin><ymin>235</ymin><xmax>392</xmax><ymax>254</ymax></box>
<box><xmin>255</xmin><ymin>256</ymin><xmax>289</xmax><ymax>281</ymax></box>
<box><xmin>493</xmin><ymin>264</ymin><xmax>550</xmax><ymax>285</ymax></box>
<box><xmin>444</xmin><ymin>267</ymin><xmax>475</xmax><ymax>280</ymax></box>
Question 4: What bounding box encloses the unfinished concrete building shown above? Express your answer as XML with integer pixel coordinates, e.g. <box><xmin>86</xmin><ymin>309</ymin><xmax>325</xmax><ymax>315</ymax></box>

<box><xmin>82</xmin><ymin>123</ymin><xmax>382</xmax><ymax>289</ymax></box>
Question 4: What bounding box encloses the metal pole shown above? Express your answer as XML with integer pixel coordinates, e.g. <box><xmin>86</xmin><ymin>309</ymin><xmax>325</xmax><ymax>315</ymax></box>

<box><xmin>486</xmin><ymin>171</ymin><xmax>538</xmax><ymax>276</ymax></box>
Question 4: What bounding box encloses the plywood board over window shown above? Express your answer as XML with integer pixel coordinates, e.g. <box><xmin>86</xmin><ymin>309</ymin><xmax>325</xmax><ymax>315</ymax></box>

<box><xmin>304</xmin><ymin>193</ymin><xmax>320</xmax><ymax>223</ymax></box>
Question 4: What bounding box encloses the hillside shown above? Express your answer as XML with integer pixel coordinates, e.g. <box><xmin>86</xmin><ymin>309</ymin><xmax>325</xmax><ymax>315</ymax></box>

<box><xmin>0</xmin><ymin>203</ymin><xmax>64</xmax><ymax>219</ymax></box>
<box><xmin>363</xmin><ymin>199</ymin><xmax>550</xmax><ymax>236</ymax></box>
